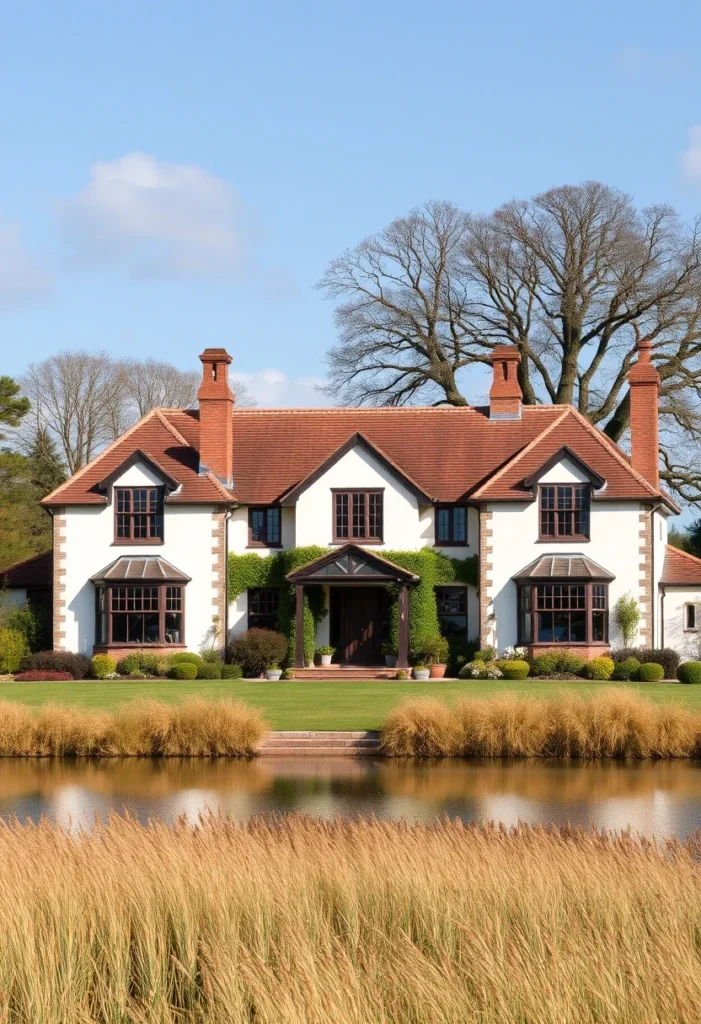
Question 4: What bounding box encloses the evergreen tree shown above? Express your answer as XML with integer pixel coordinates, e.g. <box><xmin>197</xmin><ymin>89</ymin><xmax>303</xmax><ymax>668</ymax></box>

<box><xmin>26</xmin><ymin>425</ymin><xmax>67</xmax><ymax>496</ymax></box>
<box><xmin>0</xmin><ymin>377</ymin><xmax>29</xmax><ymax>439</ymax></box>
<box><xmin>687</xmin><ymin>520</ymin><xmax>701</xmax><ymax>560</ymax></box>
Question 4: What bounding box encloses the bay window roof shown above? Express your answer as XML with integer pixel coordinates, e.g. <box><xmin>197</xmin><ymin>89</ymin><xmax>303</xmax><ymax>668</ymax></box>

<box><xmin>90</xmin><ymin>556</ymin><xmax>191</xmax><ymax>584</ymax></box>
<box><xmin>513</xmin><ymin>554</ymin><xmax>615</xmax><ymax>582</ymax></box>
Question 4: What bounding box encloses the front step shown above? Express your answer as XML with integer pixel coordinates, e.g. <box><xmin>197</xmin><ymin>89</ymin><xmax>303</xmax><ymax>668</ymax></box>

<box><xmin>288</xmin><ymin>666</ymin><xmax>399</xmax><ymax>680</ymax></box>
<box><xmin>257</xmin><ymin>730</ymin><xmax>381</xmax><ymax>757</ymax></box>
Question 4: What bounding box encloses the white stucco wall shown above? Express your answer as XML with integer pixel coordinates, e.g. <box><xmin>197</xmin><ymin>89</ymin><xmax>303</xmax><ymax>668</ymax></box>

<box><xmin>652</xmin><ymin>508</ymin><xmax>669</xmax><ymax>648</ymax></box>
<box><xmin>663</xmin><ymin>587</ymin><xmax>701</xmax><ymax>661</ymax></box>
<box><xmin>486</xmin><ymin>456</ymin><xmax>648</xmax><ymax>652</ymax></box>
<box><xmin>61</xmin><ymin>460</ymin><xmax>217</xmax><ymax>654</ymax></box>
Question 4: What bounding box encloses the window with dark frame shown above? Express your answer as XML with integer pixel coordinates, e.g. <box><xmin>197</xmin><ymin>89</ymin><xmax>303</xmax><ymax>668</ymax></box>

<box><xmin>115</xmin><ymin>488</ymin><xmax>164</xmax><ymax>543</ymax></box>
<box><xmin>539</xmin><ymin>485</ymin><xmax>590</xmax><ymax>540</ymax></box>
<box><xmin>94</xmin><ymin>583</ymin><xmax>184</xmax><ymax>646</ymax></box>
<box><xmin>248</xmin><ymin>588</ymin><xmax>280</xmax><ymax>630</ymax></box>
<box><xmin>248</xmin><ymin>507</ymin><xmax>281</xmax><ymax>547</ymax></box>
<box><xmin>517</xmin><ymin>581</ymin><xmax>608</xmax><ymax>645</ymax></box>
<box><xmin>686</xmin><ymin>604</ymin><xmax>698</xmax><ymax>631</ymax></box>
<box><xmin>333</xmin><ymin>491</ymin><xmax>383</xmax><ymax>542</ymax></box>
<box><xmin>435</xmin><ymin>505</ymin><xmax>468</xmax><ymax>545</ymax></box>
<box><xmin>435</xmin><ymin>587</ymin><xmax>468</xmax><ymax>637</ymax></box>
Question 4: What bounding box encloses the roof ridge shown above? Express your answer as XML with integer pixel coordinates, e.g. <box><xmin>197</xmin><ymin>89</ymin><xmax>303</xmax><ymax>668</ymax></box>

<box><xmin>155</xmin><ymin>408</ymin><xmax>189</xmax><ymax>446</ymax></box>
<box><xmin>41</xmin><ymin>409</ymin><xmax>164</xmax><ymax>504</ymax></box>
<box><xmin>471</xmin><ymin>409</ymin><xmax>571</xmax><ymax>498</ymax></box>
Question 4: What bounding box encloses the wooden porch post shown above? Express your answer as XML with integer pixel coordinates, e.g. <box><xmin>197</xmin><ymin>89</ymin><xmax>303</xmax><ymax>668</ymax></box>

<box><xmin>294</xmin><ymin>584</ymin><xmax>305</xmax><ymax>668</ymax></box>
<box><xmin>397</xmin><ymin>584</ymin><xmax>409</xmax><ymax>668</ymax></box>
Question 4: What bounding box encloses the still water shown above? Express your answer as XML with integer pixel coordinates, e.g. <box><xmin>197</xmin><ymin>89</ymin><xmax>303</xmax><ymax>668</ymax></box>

<box><xmin>1</xmin><ymin>756</ymin><xmax>701</xmax><ymax>838</ymax></box>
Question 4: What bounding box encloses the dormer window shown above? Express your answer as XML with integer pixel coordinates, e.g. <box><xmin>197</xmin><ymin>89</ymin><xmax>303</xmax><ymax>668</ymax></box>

<box><xmin>435</xmin><ymin>505</ymin><xmax>468</xmax><ymax>546</ymax></box>
<box><xmin>333</xmin><ymin>490</ymin><xmax>383</xmax><ymax>543</ymax></box>
<box><xmin>115</xmin><ymin>488</ymin><xmax>164</xmax><ymax>544</ymax></box>
<box><xmin>539</xmin><ymin>485</ymin><xmax>590</xmax><ymax>541</ymax></box>
<box><xmin>248</xmin><ymin>507</ymin><xmax>282</xmax><ymax>547</ymax></box>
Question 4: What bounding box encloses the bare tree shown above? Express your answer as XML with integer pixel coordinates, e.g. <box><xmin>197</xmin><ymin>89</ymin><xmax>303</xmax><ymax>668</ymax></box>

<box><xmin>22</xmin><ymin>352</ymin><xmax>126</xmax><ymax>474</ymax></box>
<box><xmin>320</xmin><ymin>185</ymin><xmax>701</xmax><ymax>502</ymax></box>
<box><xmin>118</xmin><ymin>358</ymin><xmax>256</xmax><ymax>417</ymax></box>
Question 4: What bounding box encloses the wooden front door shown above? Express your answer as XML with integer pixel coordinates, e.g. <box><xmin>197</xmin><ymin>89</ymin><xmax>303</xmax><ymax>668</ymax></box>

<box><xmin>338</xmin><ymin>588</ymin><xmax>380</xmax><ymax>664</ymax></box>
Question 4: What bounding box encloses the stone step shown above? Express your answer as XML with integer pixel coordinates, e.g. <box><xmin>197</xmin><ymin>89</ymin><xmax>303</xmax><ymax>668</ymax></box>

<box><xmin>259</xmin><ymin>745</ymin><xmax>379</xmax><ymax>757</ymax></box>
<box><xmin>260</xmin><ymin>739</ymin><xmax>379</xmax><ymax>750</ymax></box>
<box><xmin>265</xmin><ymin>730</ymin><xmax>378</xmax><ymax>739</ymax></box>
<box><xmin>287</xmin><ymin>668</ymin><xmax>399</xmax><ymax>680</ymax></box>
<box><xmin>257</xmin><ymin>730</ymin><xmax>381</xmax><ymax>757</ymax></box>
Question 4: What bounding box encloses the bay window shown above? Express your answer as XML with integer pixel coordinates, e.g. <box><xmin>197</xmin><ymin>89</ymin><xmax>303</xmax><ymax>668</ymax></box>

<box><xmin>95</xmin><ymin>583</ymin><xmax>184</xmax><ymax>646</ymax></box>
<box><xmin>517</xmin><ymin>581</ymin><xmax>608</xmax><ymax>645</ymax></box>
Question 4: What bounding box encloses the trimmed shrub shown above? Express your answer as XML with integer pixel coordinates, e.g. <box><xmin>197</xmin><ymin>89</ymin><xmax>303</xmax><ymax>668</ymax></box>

<box><xmin>168</xmin><ymin>652</ymin><xmax>203</xmax><ymax>668</ymax></box>
<box><xmin>90</xmin><ymin>654</ymin><xmax>116</xmax><ymax>679</ymax></box>
<box><xmin>581</xmin><ymin>656</ymin><xmax>615</xmax><ymax>681</ymax></box>
<box><xmin>396</xmin><ymin>669</ymin><xmax>409</xmax><ymax>680</ymax></box>
<box><xmin>501</xmin><ymin>660</ymin><xmax>530</xmax><ymax>680</ymax></box>
<box><xmin>418</xmin><ymin>635</ymin><xmax>450</xmax><ymax>665</ymax></box>
<box><xmin>530</xmin><ymin>653</ymin><xmax>558</xmax><ymax>676</ymax></box>
<box><xmin>221</xmin><ymin>664</ymin><xmax>243</xmax><ymax>679</ymax></box>
<box><xmin>459</xmin><ymin>661</ymin><xmax>503</xmax><ymax>680</ymax></box>
<box><xmin>557</xmin><ymin>650</ymin><xmax>587</xmax><ymax>676</ymax></box>
<box><xmin>637</xmin><ymin>662</ymin><xmax>664</xmax><ymax>682</ymax></box>
<box><xmin>168</xmin><ymin>663</ymin><xmax>198</xmax><ymax>681</ymax></box>
<box><xmin>529</xmin><ymin>650</ymin><xmax>586</xmax><ymax>678</ymax></box>
<box><xmin>23</xmin><ymin>651</ymin><xmax>90</xmax><ymax>680</ymax></box>
<box><xmin>0</xmin><ymin>628</ymin><xmax>28</xmax><ymax>673</ymax></box>
<box><xmin>473</xmin><ymin>647</ymin><xmax>497</xmax><ymax>663</ymax></box>
<box><xmin>197</xmin><ymin>662</ymin><xmax>222</xmax><ymax>680</ymax></box>
<box><xmin>227</xmin><ymin>629</ymin><xmax>288</xmax><ymax>678</ymax></box>
<box><xmin>612</xmin><ymin>657</ymin><xmax>641</xmax><ymax>681</ymax></box>
<box><xmin>116</xmin><ymin>654</ymin><xmax>141</xmax><ymax>676</ymax></box>
<box><xmin>611</xmin><ymin>647</ymin><xmax>680</xmax><ymax>680</ymax></box>
<box><xmin>13</xmin><ymin>671</ymin><xmax>73</xmax><ymax>681</ymax></box>
<box><xmin>677</xmin><ymin>661</ymin><xmax>701</xmax><ymax>685</ymax></box>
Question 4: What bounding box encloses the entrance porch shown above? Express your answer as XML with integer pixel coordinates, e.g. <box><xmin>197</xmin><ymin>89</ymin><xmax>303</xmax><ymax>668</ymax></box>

<box><xmin>285</xmin><ymin>544</ymin><xmax>419</xmax><ymax>670</ymax></box>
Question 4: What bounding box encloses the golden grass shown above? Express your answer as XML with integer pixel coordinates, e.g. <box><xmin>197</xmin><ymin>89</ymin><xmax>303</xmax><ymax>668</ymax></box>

<box><xmin>0</xmin><ymin>814</ymin><xmax>700</xmax><ymax>1022</ymax></box>
<box><xmin>381</xmin><ymin>687</ymin><xmax>701</xmax><ymax>758</ymax></box>
<box><xmin>0</xmin><ymin>697</ymin><xmax>266</xmax><ymax>756</ymax></box>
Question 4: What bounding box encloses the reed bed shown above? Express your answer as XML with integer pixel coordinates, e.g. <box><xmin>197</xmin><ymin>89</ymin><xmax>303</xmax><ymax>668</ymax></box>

<box><xmin>380</xmin><ymin>688</ymin><xmax>701</xmax><ymax>758</ymax></box>
<box><xmin>0</xmin><ymin>813</ymin><xmax>699</xmax><ymax>1023</ymax></box>
<box><xmin>0</xmin><ymin>697</ymin><xmax>266</xmax><ymax>756</ymax></box>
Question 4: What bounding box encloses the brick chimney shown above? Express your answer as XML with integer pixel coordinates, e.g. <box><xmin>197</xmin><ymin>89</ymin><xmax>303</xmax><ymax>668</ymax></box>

<box><xmin>489</xmin><ymin>345</ymin><xmax>522</xmax><ymax>418</ymax></box>
<box><xmin>197</xmin><ymin>348</ymin><xmax>234</xmax><ymax>488</ymax></box>
<box><xmin>628</xmin><ymin>339</ymin><xmax>660</xmax><ymax>489</ymax></box>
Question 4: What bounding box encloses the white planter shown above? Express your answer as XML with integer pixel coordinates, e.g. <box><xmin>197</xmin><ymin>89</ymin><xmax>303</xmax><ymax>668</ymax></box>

<box><xmin>320</xmin><ymin>654</ymin><xmax>332</xmax><ymax>667</ymax></box>
<box><xmin>266</xmin><ymin>670</ymin><xmax>282</xmax><ymax>681</ymax></box>
<box><xmin>413</xmin><ymin>668</ymin><xmax>430</xmax><ymax>681</ymax></box>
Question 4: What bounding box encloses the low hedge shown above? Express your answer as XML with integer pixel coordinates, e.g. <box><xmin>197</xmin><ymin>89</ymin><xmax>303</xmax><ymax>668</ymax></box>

<box><xmin>637</xmin><ymin>662</ymin><xmax>664</xmax><ymax>682</ymax></box>
<box><xmin>221</xmin><ymin>664</ymin><xmax>243</xmax><ymax>679</ymax></box>
<box><xmin>168</xmin><ymin>653</ymin><xmax>203</xmax><ymax>668</ymax></box>
<box><xmin>196</xmin><ymin>663</ymin><xmax>222</xmax><ymax>680</ymax></box>
<box><xmin>22</xmin><ymin>651</ymin><xmax>90</xmax><ymax>680</ymax></box>
<box><xmin>14</xmin><ymin>671</ymin><xmax>73</xmax><ymax>681</ymax></box>
<box><xmin>611</xmin><ymin>647</ymin><xmax>680</xmax><ymax>679</ymax></box>
<box><xmin>116</xmin><ymin>652</ymin><xmax>164</xmax><ymax>676</ymax></box>
<box><xmin>678</xmin><ymin>662</ymin><xmax>701</xmax><ymax>685</ymax></box>
<box><xmin>530</xmin><ymin>650</ymin><xmax>586</xmax><ymax>678</ymax></box>
<box><xmin>612</xmin><ymin>657</ymin><xmax>641</xmax><ymax>681</ymax></box>
<box><xmin>168</xmin><ymin>663</ymin><xmax>198</xmax><ymax>681</ymax></box>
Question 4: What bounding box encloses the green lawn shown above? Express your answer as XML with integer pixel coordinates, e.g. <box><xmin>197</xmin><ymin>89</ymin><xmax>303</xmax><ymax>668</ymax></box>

<box><xmin>0</xmin><ymin>679</ymin><xmax>699</xmax><ymax>730</ymax></box>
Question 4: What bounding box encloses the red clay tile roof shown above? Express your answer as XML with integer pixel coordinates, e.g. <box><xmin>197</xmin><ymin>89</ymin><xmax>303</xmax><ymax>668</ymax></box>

<box><xmin>42</xmin><ymin>402</ymin><xmax>674</xmax><ymax>509</ymax></box>
<box><xmin>661</xmin><ymin>545</ymin><xmax>701</xmax><ymax>585</ymax></box>
<box><xmin>0</xmin><ymin>551</ymin><xmax>52</xmax><ymax>588</ymax></box>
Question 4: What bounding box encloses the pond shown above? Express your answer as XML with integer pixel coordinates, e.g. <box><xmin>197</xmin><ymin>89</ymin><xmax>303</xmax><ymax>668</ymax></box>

<box><xmin>2</xmin><ymin>756</ymin><xmax>701</xmax><ymax>838</ymax></box>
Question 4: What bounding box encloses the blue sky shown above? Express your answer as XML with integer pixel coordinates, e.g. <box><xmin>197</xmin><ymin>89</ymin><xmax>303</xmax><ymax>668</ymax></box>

<box><xmin>1</xmin><ymin>0</ymin><xmax>700</xmax><ymax>406</ymax></box>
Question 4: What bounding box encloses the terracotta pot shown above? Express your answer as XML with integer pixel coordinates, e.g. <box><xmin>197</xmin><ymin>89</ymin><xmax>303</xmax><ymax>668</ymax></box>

<box><xmin>429</xmin><ymin>664</ymin><xmax>446</xmax><ymax>679</ymax></box>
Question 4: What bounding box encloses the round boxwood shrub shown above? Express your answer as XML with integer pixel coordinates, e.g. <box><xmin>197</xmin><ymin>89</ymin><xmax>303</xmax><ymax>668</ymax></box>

<box><xmin>500</xmin><ymin>659</ymin><xmax>530</xmax><ymax>680</ymax></box>
<box><xmin>637</xmin><ymin>662</ymin><xmax>664</xmax><ymax>682</ymax></box>
<box><xmin>221</xmin><ymin>664</ymin><xmax>243</xmax><ymax>679</ymax></box>
<box><xmin>677</xmin><ymin>661</ymin><xmax>701</xmax><ymax>685</ymax></box>
<box><xmin>529</xmin><ymin>653</ymin><xmax>558</xmax><ymax>676</ymax></box>
<box><xmin>116</xmin><ymin>653</ymin><xmax>141</xmax><ymax>676</ymax></box>
<box><xmin>227</xmin><ymin>628</ymin><xmax>288</xmax><ymax>677</ymax></box>
<box><xmin>196</xmin><ymin>662</ymin><xmax>222</xmax><ymax>680</ymax></box>
<box><xmin>90</xmin><ymin>654</ymin><xmax>116</xmax><ymax>679</ymax></box>
<box><xmin>611</xmin><ymin>656</ymin><xmax>641</xmax><ymax>681</ymax></box>
<box><xmin>168</xmin><ymin>663</ymin><xmax>198</xmax><ymax>680</ymax></box>
<box><xmin>582</xmin><ymin>656</ymin><xmax>615</xmax><ymax>681</ymax></box>
<box><xmin>168</xmin><ymin>652</ymin><xmax>203</xmax><ymax>668</ymax></box>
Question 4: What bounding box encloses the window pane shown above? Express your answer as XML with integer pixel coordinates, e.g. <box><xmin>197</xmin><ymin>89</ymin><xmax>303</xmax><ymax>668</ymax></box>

<box><xmin>541</xmin><ymin>510</ymin><xmax>556</xmax><ymax>536</ymax></box>
<box><xmin>116</xmin><ymin>514</ymin><xmax>130</xmax><ymax>538</ymax></box>
<box><xmin>335</xmin><ymin>494</ymin><xmax>349</xmax><ymax>539</ymax></box>
<box><xmin>144</xmin><ymin>614</ymin><xmax>160</xmax><ymax>643</ymax></box>
<box><xmin>557</xmin><ymin>487</ymin><xmax>573</xmax><ymax>510</ymax></box>
<box><xmin>165</xmin><ymin>613</ymin><xmax>182</xmax><ymax>643</ymax></box>
<box><xmin>541</xmin><ymin>487</ymin><xmax>555</xmax><ymax>509</ymax></box>
<box><xmin>569</xmin><ymin>611</ymin><xmax>586</xmax><ymax>642</ymax></box>
<box><xmin>267</xmin><ymin>508</ymin><xmax>280</xmax><ymax>544</ymax></box>
<box><xmin>437</xmin><ymin>508</ymin><xmax>450</xmax><ymax>542</ymax></box>
<box><xmin>112</xmin><ymin>615</ymin><xmax>127</xmax><ymax>643</ymax></box>
<box><xmin>251</xmin><ymin>509</ymin><xmax>265</xmax><ymax>543</ymax></box>
<box><xmin>352</xmin><ymin>493</ymin><xmax>366</xmax><ymax>538</ymax></box>
<box><xmin>453</xmin><ymin>507</ymin><xmax>466</xmax><ymax>543</ymax></box>
<box><xmin>538</xmin><ymin>612</ymin><xmax>554</xmax><ymax>642</ymax></box>
<box><xmin>592</xmin><ymin>611</ymin><xmax>607</xmax><ymax>643</ymax></box>
<box><xmin>368</xmin><ymin>493</ymin><xmax>382</xmax><ymax>538</ymax></box>
<box><xmin>687</xmin><ymin>605</ymin><xmax>696</xmax><ymax>630</ymax></box>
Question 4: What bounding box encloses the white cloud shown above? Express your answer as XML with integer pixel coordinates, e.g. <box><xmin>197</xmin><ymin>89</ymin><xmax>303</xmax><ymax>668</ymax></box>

<box><xmin>682</xmin><ymin>126</ymin><xmax>701</xmax><ymax>183</ymax></box>
<box><xmin>232</xmin><ymin>369</ymin><xmax>328</xmax><ymax>407</ymax></box>
<box><xmin>0</xmin><ymin>219</ymin><xmax>51</xmax><ymax>307</ymax></box>
<box><xmin>60</xmin><ymin>152</ymin><xmax>253</xmax><ymax>279</ymax></box>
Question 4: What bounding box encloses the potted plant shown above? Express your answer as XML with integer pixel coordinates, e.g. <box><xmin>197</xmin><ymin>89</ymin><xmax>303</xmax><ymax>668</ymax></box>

<box><xmin>265</xmin><ymin>663</ymin><xmax>283</xmax><ymax>681</ymax></box>
<box><xmin>413</xmin><ymin>663</ymin><xmax>430</xmax><ymax>681</ymax></box>
<box><xmin>422</xmin><ymin>635</ymin><xmax>450</xmax><ymax>679</ymax></box>
<box><xmin>316</xmin><ymin>645</ymin><xmax>335</xmax><ymax>667</ymax></box>
<box><xmin>381</xmin><ymin>641</ymin><xmax>397</xmax><ymax>668</ymax></box>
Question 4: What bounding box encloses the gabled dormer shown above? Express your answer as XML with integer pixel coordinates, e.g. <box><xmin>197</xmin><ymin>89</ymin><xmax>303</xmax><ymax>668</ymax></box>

<box><xmin>97</xmin><ymin>450</ymin><xmax>180</xmax><ymax>545</ymax></box>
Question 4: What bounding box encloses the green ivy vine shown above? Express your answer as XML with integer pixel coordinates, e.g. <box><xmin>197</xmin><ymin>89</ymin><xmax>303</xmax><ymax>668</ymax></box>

<box><xmin>228</xmin><ymin>547</ymin><xmax>478</xmax><ymax>662</ymax></box>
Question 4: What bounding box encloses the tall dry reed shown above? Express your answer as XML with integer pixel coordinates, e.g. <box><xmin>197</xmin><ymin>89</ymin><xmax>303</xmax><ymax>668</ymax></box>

<box><xmin>0</xmin><ymin>814</ymin><xmax>700</xmax><ymax>1022</ymax></box>
<box><xmin>0</xmin><ymin>697</ymin><xmax>266</xmax><ymax>756</ymax></box>
<box><xmin>380</xmin><ymin>688</ymin><xmax>701</xmax><ymax>758</ymax></box>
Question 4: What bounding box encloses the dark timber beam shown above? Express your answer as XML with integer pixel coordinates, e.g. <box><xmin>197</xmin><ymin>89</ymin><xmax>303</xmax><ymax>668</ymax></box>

<box><xmin>397</xmin><ymin>584</ymin><xmax>409</xmax><ymax>668</ymax></box>
<box><xmin>294</xmin><ymin>584</ymin><xmax>305</xmax><ymax>668</ymax></box>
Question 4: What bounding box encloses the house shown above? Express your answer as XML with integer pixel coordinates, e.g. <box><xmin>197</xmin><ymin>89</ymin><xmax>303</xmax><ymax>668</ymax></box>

<box><xmin>5</xmin><ymin>341</ymin><xmax>701</xmax><ymax>672</ymax></box>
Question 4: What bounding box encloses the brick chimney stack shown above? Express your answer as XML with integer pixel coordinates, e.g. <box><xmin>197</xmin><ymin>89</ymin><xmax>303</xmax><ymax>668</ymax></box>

<box><xmin>628</xmin><ymin>339</ymin><xmax>660</xmax><ymax>490</ymax></box>
<box><xmin>489</xmin><ymin>345</ymin><xmax>522</xmax><ymax>418</ymax></box>
<box><xmin>197</xmin><ymin>348</ymin><xmax>234</xmax><ymax>488</ymax></box>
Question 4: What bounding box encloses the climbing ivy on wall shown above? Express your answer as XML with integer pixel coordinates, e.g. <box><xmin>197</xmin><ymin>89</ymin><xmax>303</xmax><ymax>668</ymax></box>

<box><xmin>228</xmin><ymin>547</ymin><xmax>478</xmax><ymax>663</ymax></box>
